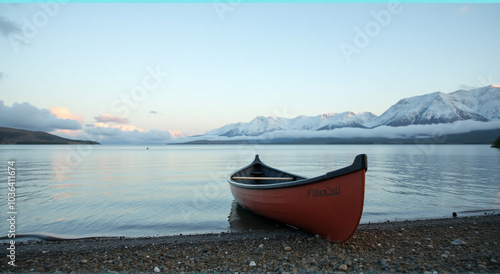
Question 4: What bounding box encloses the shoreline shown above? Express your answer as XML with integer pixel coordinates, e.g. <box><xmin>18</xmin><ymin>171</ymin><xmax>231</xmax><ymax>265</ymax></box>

<box><xmin>3</xmin><ymin>214</ymin><xmax>499</xmax><ymax>273</ymax></box>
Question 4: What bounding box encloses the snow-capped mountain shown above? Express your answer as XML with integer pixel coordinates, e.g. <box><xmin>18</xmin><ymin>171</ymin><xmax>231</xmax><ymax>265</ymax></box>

<box><xmin>199</xmin><ymin>85</ymin><xmax>500</xmax><ymax>139</ymax></box>
<box><xmin>205</xmin><ymin>112</ymin><xmax>377</xmax><ymax>137</ymax></box>
<box><xmin>451</xmin><ymin>86</ymin><xmax>500</xmax><ymax>119</ymax></box>
<box><xmin>376</xmin><ymin>85</ymin><xmax>499</xmax><ymax>127</ymax></box>
<box><xmin>316</xmin><ymin>112</ymin><xmax>377</xmax><ymax>130</ymax></box>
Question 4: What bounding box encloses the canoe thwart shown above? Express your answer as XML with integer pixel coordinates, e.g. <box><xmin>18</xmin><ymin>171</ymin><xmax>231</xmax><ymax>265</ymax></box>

<box><xmin>231</xmin><ymin>176</ymin><xmax>295</xmax><ymax>180</ymax></box>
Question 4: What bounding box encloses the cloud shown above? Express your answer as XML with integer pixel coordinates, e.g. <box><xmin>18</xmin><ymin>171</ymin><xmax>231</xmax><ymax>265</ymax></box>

<box><xmin>50</xmin><ymin>106</ymin><xmax>85</xmax><ymax>137</ymax></box>
<box><xmin>0</xmin><ymin>16</ymin><xmax>20</xmax><ymax>36</ymax></box>
<box><xmin>0</xmin><ymin>101</ymin><xmax>82</xmax><ymax>132</ymax></box>
<box><xmin>92</xmin><ymin>122</ymin><xmax>143</xmax><ymax>132</ymax></box>
<box><xmin>78</xmin><ymin>112</ymin><xmax>180</xmax><ymax>143</ymax></box>
<box><xmin>0</xmin><ymin>72</ymin><xmax>4</xmax><ymax>79</ymax></box>
<box><xmin>92</xmin><ymin>114</ymin><xmax>144</xmax><ymax>134</ymax></box>
<box><xmin>50</xmin><ymin>106</ymin><xmax>84</xmax><ymax>124</ymax></box>
<box><xmin>0</xmin><ymin>15</ymin><xmax>30</xmax><ymax>54</ymax></box>
<box><xmin>80</xmin><ymin>125</ymin><xmax>176</xmax><ymax>144</ymax></box>
<box><xmin>95</xmin><ymin>113</ymin><xmax>129</xmax><ymax>124</ymax></box>
<box><xmin>0</xmin><ymin>15</ymin><xmax>29</xmax><ymax>47</ymax></box>
<box><xmin>168</xmin><ymin>129</ymin><xmax>183</xmax><ymax>138</ymax></box>
<box><xmin>50</xmin><ymin>122</ymin><xmax>180</xmax><ymax>144</ymax></box>
<box><xmin>149</xmin><ymin>110</ymin><xmax>158</xmax><ymax>114</ymax></box>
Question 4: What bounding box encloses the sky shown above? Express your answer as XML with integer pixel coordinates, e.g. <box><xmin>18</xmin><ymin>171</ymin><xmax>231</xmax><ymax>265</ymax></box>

<box><xmin>1</xmin><ymin>3</ymin><xmax>499</xmax><ymax>144</ymax></box>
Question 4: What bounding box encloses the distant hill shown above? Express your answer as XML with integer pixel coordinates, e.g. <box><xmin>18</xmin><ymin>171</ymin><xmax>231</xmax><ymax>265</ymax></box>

<box><xmin>0</xmin><ymin>127</ymin><xmax>99</xmax><ymax>145</ymax></box>
<box><xmin>493</xmin><ymin>135</ymin><xmax>500</xmax><ymax>148</ymax></box>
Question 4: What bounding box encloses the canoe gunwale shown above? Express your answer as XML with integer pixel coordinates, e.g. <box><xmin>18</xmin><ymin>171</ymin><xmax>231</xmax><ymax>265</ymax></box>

<box><xmin>228</xmin><ymin>154</ymin><xmax>367</xmax><ymax>190</ymax></box>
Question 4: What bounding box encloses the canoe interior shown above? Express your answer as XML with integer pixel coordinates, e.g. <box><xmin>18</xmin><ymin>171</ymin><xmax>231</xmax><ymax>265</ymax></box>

<box><xmin>231</xmin><ymin>160</ymin><xmax>306</xmax><ymax>185</ymax></box>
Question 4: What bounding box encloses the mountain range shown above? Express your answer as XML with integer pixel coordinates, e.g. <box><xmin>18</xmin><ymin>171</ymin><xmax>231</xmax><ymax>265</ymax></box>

<box><xmin>183</xmin><ymin>85</ymin><xmax>500</xmax><ymax>142</ymax></box>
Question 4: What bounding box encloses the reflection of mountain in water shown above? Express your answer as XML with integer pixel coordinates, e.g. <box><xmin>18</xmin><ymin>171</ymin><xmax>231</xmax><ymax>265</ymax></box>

<box><xmin>228</xmin><ymin>201</ymin><xmax>290</xmax><ymax>232</ymax></box>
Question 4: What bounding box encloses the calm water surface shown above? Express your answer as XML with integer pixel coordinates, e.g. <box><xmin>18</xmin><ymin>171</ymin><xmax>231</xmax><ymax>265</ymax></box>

<box><xmin>0</xmin><ymin>144</ymin><xmax>499</xmax><ymax>239</ymax></box>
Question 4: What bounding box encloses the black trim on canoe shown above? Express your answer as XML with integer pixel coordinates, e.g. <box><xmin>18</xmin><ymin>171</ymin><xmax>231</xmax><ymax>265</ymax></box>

<box><xmin>228</xmin><ymin>154</ymin><xmax>367</xmax><ymax>189</ymax></box>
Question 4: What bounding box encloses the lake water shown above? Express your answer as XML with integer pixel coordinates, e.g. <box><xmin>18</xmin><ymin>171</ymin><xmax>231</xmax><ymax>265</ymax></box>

<box><xmin>1</xmin><ymin>144</ymin><xmax>499</xmax><ymax>240</ymax></box>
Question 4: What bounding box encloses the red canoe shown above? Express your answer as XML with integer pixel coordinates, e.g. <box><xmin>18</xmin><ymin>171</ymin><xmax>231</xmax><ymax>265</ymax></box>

<box><xmin>228</xmin><ymin>154</ymin><xmax>367</xmax><ymax>243</ymax></box>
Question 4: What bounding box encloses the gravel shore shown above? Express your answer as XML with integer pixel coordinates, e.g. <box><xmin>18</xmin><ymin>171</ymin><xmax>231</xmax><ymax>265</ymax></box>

<box><xmin>3</xmin><ymin>214</ymin><xmax>499</xmax><ymax>273</ymax></box>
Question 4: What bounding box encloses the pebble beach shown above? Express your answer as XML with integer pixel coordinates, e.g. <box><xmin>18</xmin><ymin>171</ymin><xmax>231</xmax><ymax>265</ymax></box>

<box><xmin>3</xmin><ymin>214</ymin><xmax>499</xmax><ymax>273</ymax></box>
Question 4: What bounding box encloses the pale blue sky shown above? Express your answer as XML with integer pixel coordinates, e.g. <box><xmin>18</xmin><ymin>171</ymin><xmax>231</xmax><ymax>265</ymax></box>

<box><xmin>1</xmin><ymin>3</ymin><xmax>499</xmax><ymax>142</ymax></box>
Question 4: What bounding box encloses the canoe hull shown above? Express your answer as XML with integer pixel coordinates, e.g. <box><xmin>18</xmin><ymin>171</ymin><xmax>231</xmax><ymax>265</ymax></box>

<box><xmin>229</xmin><ymin>166</ymin><xmax>365</xmax><ymax>242</ymax></box>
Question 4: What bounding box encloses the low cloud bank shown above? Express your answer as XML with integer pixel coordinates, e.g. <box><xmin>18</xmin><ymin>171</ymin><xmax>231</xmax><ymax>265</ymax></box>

<box><xmin>81</xmin><ymin>126</ymin><xmax>173</xmax><ymax>144</ymax></box>
<box><xmin>51</xmin><ymin>125</ymin><xmax>175</xmax><ymax>145</ymax></box>
<box><xmin>0</xmin><ymin>101</ymin><xmax>82</xmax><ymax>132</ymax></box>
<box><xmin>177</xmin><ymin>120</ymin><xmax>500</xmax><ymax>143</ymax></box>
<box><xmin>0</xmin><ymin>101</ymin><xmax>176</xmax><ymax>144</ymax></box>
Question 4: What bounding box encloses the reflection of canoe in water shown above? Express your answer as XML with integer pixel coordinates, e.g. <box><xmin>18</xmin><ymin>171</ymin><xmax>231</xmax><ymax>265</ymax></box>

<box><xmin>228</xmin><ymin>200</ymin><xmax>286</xmax><ymax>232</ymax></box>
<box><xmin>228</xmin><ymin>154</ymin><xmax>367</xmax><ymax>243</ymax></box>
